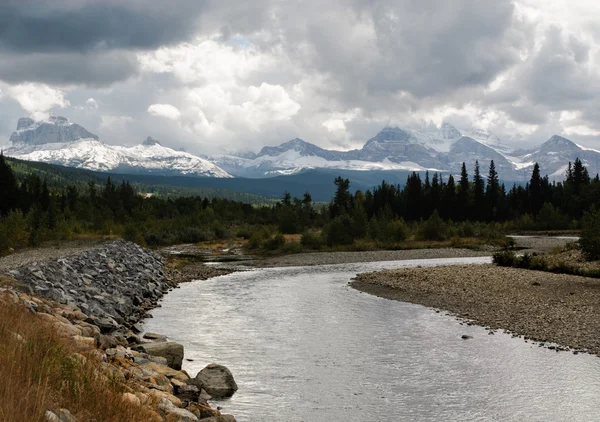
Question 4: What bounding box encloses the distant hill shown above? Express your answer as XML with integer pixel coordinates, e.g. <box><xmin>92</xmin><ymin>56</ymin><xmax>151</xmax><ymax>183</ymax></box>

<box><xmin>5</xmin><ymin>156</ymin><xmax>276</xmax><ymax>204</ymax></box>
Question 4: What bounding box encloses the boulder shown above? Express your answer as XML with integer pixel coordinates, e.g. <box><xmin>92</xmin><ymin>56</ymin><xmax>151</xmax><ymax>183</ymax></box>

<box><xmin>143</xmin><ymin>332</ymin><xmax>168</xmax><ymax>342</ymax></box>
<box><xmin>192</xmin><ymin>364</ymin><xmax>238</xmax><ymax>398</ymax></box>
<box><xmin>122</xmin><ymin>392</ymin><xmax>141</xmax><ymax>407</ymax></box>
<box><xmin>200</xmin><ymin>416</ymin><xmax>237</xmax><ymax>422</ymax></box>
<box><xmin>134</xmin><ymin>342</ymin><xmax>184</xmax><ymax>370</ymax></box>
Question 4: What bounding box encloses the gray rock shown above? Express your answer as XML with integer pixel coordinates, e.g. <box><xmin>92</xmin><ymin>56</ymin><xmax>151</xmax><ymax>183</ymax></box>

<box><xmin>192</xmin><ymin>364</ymin><xmax>238</xmax><ymax>398</ymax></box>
<box><xmin>134</xmin><ymin>342</ymin><xmax>184</xmax><ymax>370</ymax></box>
<box><xmin>143</xmin><ymin>332</ymin><xmax>168</xmax><ymax>342</ymax></box>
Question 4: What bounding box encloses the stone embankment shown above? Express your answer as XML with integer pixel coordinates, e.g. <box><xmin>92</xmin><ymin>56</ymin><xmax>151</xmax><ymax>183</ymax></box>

<box><xmin>352</xmin><ymin>264</ymin><xmax>600</xmax><ymax>356</ymax></box>
<box><xmin>1</xmin><ymin>240</ymin><xmax>238</xmax><ymax>422</ymax></box>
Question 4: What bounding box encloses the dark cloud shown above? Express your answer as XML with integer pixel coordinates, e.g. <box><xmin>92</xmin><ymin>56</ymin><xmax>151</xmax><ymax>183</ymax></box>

<box><xmin>0</xmin><ymin>1</ymin><xmax>206</xmax><ymax>53</ymax></box>
<box><xmin>0</xmin><ymin>50</ymin><xmax>139</xmax><ymax>87</ymax></box>
<box><xmin>0</xmin><ymin>0</ymin><xmax>209</xmax><ymax>86</ymax></box>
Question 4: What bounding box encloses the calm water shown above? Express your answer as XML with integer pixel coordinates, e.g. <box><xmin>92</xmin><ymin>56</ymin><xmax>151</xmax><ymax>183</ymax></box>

<box><xmin>143</xmin><ymin>257</ymin><xmax>600</xmax><ymax>422</ymax></box>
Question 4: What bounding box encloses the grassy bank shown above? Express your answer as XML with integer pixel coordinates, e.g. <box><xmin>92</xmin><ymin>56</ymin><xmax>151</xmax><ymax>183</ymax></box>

<box><xmin>0</xmin><ymin>286</ymin><xmax>158</xmax><ymax>421</ymax></box>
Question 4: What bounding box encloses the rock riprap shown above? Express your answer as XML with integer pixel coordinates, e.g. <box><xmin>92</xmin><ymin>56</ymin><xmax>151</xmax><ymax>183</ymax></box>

<box><xmin>5</xmin><ymin>240</ymin><xmax>174</xmax><ymax>332</ymax></box>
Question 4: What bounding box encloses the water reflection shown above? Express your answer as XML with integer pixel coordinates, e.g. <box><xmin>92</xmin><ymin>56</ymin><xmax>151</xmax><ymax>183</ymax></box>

<box><xmin>144</xmin><ymin>258</ymin><xmax>600</xmax><ymax>422</ymax></box>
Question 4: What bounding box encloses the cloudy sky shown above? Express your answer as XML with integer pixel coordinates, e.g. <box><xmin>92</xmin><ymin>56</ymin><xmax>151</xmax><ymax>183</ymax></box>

<box><xmin>1</xmin><ymin>0</ymin><xmax>599</xmax><ymax>154</ymax></box>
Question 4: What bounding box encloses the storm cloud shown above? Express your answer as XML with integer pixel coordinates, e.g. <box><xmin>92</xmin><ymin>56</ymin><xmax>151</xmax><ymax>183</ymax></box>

<box><xmin>1</xmin><ymin>0</ymin><xmax>600</xmax><ymax>153</ymax></box>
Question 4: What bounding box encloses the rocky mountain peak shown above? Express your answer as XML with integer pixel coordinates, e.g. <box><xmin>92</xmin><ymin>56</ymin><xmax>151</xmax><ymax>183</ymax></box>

<box><xmin>9</xmin><ymin>116</ymin><xmax>99</xmax><ymax>146</ymax></box>
<box><xmin>439</xmin><ymin>122</ymin><xmax>462</xmax><ymax>140</ymax></box>
<box><xmin>16</xmin><ymin>117</ymin><xmax>35</xmax><ymax>130</ymax></box>
<box><xmin>143</xmin><ymin>136</ymin><xmax>161</xmax><ymax>146</ymax></box>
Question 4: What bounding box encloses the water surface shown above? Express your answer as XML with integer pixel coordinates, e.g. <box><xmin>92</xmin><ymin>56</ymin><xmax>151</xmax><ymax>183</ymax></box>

<box><xmin>144</xmin><ymin>257</ymin><xmax>600</xmax><ymax>422</ymax></box>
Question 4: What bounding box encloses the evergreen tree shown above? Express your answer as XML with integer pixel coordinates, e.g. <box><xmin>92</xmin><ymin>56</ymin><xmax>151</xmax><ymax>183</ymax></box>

<box><xmin>441</xmin><ymin>174</ymin><xmax>457</xmax><ymax>220</ymax></box>
<box><xmin>529</xmin><ymin>163</ymin><xmax>543</xmax><ymax>215</ymax></box>
<box><xmin>473</xmin><ymin>160</ymin><xmax>485</xmax><ymax>220</ymax></box>
<box><xmin>0</xmin><ymin>152</ymin><xmax>19</xmax><ymax>216</ymax></box>
<box><xmin>486</xmin><ymin>160</ymin><xmax>500</xmax><ymax>220</ymax></box>
<box><xmin>457</xmin><ymin>162</ymin><xmax>470</xmax><ymax>221</ymax></box>
<box><xmin>330</xmin><ymin>177</ymin><xmax>352</xmax><ymax>218</ymax></box>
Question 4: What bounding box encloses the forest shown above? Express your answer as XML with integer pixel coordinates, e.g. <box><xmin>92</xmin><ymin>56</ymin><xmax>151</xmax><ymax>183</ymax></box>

<box><xmin>1</xmin><ymin>152</ymin><xmax>599</xmax><ymax>256</ymax></box>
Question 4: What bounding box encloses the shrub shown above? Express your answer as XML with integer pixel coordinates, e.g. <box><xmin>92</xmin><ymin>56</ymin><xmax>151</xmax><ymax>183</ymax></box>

<box><xmin>386</xmin><ymin>219</ymin><xmax>409</xmax><ymax>242</ymax></box>
<box><xmin>278</xmin><ymin>207</ymin><xmax>300</xmax><ymax>234</ymax></box>
<box><xmin>211</xmin><ymin>222</ymin><xmax>229</xmax><ymax>240</ymax></box>
<box><xmin>418</xmin><ymin>210</ymin><xmax>447</xmax><ymax>241</ymax></box>
<box><xmin>580</xmin><ymin>208</ymin><xmax>600</xmax><ymax>261</ymax></box>
<box><xmin>280</xmin><ymin>241</ymin><xmax>303</xmax><ymax>254</ymax></box>
<box><xmin>492</xmin><ymin>250</ymin><xmax>518</xmax><ymax>267</ymax></box>
<box><xmin>457</xmin><ymin>221</ymin><xmax>475</xmax><ymax>238</ymax></box>
<box><xmin>301</xmin><ymin>231</ymin><xmax>324</xmax><ymax>249</ymax></box>
<box><xmin>264</xmin><ymin>233</ymin><xmax>286</xmax><ymax>251</ymax></box>
<box><xmin>123</xmin><ymin>224</ymin><xmax>146</xmax><ymax>246</ymax></box>
<box><xmin>325</xmin><ymin>215</ymin><xmax>355</xmax><ymax>246</ymax></box>
<box><xmin>178</xmin><ymin>226</ymin><xmax>213</xmax><ymax>243</ymax></box>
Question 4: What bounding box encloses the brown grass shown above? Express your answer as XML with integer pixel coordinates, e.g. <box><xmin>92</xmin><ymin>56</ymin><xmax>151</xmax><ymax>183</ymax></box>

<box><xmin>0</xmin><ymin>300</ymin><xmax>160</xmax><ymax>422</ymax></box>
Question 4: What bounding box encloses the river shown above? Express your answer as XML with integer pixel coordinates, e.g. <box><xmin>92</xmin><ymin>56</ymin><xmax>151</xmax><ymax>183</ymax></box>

<box><xmin>143</xmin><ymin>257</ymin><xmax>600</xmax><ymax>421</ymax></box>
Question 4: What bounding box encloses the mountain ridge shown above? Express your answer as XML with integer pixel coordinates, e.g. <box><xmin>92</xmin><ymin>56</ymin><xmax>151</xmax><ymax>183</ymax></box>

<box><xmin>6</xmin><ymin>116</ymin><xmax>600</xmax><ymax>181</ymax></box>
<box><xmin>6</xmin><ymin>116</ymin><xmax>232</xmax><ymax>178</ymax></box>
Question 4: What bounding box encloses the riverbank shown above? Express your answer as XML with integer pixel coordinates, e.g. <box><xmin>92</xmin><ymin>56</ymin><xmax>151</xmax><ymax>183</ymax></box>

<box><xmin>0</xmin><ymin>240</ymin><xmax>238</xmax><ymax>421</ymax></box>
<box><xmin>251</xmin><ymin>248</ymin><xmax>491</xmax><ymax>267</ymax></box>
<box><xmin>352</xmin><ymin>264</ymin><xmax>600</xmax><ymax>356</ymax></box>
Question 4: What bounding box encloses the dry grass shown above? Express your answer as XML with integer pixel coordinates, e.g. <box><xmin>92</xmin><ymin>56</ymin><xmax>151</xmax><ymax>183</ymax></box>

<box><xmin>0</xmin><ymin>300</ymin><xmax>160</xmax><ymax>422</ymax></box>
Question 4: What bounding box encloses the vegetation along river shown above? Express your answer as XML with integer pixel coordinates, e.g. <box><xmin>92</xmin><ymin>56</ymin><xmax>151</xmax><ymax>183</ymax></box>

<box><xmin>143</xmin><ymin>257</ymin><xmax>600</xmax><ymax>422</ymax></box>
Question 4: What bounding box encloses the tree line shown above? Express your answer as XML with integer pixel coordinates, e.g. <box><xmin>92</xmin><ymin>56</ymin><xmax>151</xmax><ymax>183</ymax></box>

<box><xmin>1</xmin><ymin>151</ymin><xmax>599</xmax><ymax>254</ymax></box>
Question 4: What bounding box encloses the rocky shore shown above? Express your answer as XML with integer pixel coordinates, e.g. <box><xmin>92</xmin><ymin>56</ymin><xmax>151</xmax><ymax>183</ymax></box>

<box><xmin>0</xmin><ymin>240</ymin><xmax>238</xmax><ymax>421</ymax></box>
<box><xmin>352</xmin><ymin>264</ymin><xmax>600</xmax><ymax>356</ymax></box>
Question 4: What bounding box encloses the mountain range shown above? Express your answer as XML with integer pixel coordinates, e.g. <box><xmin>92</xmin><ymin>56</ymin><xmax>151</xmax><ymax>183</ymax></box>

<box><xmin>5</xmin><ymin>116</ymin><xmax>600</xmax><ymax>182</ymax></box>
<box><xmin>6</xmin><ymin>116</ymin><xmax>232</xmax><ymax>178</ymax></box>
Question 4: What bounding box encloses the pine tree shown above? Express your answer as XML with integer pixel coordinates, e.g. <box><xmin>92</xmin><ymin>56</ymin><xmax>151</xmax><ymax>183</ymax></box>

<box><xmin>0</xmin><ymin>152</ymin><xmax>19</xmax><ymax>216</ymax></box>
<box><xmin>486</xmin><ymin>160</ymin><xmax>500</xmax><ymax>220</ymax></box>
<box><xmin>473</xmin><ymin>160</ymin><xmax>485</xmax><ymax>220</ymax></box>
<box><xmin>441</xmin><ymin>174</ymin><xmax>457</xmax><ymax>220</ymax></box>
<box><xmin>456</xmin><ymin>162</ymin><xmax>470</xmax><ymax>221</ymax></box>
<box><xmin>529</xmin><ymin>163</ymin><xmax>543</xmax><ymax>215</ymax></box>
<box><xmin>330</xmin><ymin>177</ymin><xmax>352</xmax><ymax>218</ymax></box>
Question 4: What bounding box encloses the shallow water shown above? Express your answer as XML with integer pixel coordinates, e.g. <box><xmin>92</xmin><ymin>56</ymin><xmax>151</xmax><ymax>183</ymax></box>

<box><xmin>143</xmin><ymin>257</ymin><xmax>600</xmax><ymax>422</ymax></box>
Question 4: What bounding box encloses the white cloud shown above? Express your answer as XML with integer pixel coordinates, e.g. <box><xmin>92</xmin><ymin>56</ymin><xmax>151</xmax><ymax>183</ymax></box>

<box><xmin>148</xmin><ymin>103</ymin><xmax>181</xmax><ymax>120</ymax></box>
<box><xmin>86</xmin><ymin>97</ymin><xmax>98</xmax><ymax>109</ymax></box>
<box><xmin>6</xmin><ymin>83</ymin><xmax>69</xmax><ymax>120</ymax></box>
<box><xmin>100</xmin><ymin>115</ymin><xmax>133</xmax><ymax>128</ymax></box>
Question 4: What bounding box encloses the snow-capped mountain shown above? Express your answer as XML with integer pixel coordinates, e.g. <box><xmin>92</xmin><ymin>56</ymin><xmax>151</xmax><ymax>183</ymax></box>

<box><xmin>6</xmin><ymin>116</ymin><xmax>599</xmax><ymax>182</ymax></box>
<box><xmin>211</xmin><ymin>122</ymin><xmax>600</xmax><ymax>181</ymax></box>
<box><xmin>512</xmin><ymin>135</ymin><xmax>600</xmax><ymax>179</ymax></box>
<box><xmin>6</xmin><ymin>117</ymin><xmax>232</xmax><ymax>178</ymax></box>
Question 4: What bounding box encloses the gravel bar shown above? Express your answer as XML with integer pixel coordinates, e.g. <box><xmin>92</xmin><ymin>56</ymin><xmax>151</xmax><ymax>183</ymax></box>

<box><xmin>252</xmin><ymin>248</ymin><xmax>490</xmax><ymax>267</ymax></box>
<box><xmin>352</xmin><ymin>264</ymin><xmax>600</xmax><ymax>356</ymax></box>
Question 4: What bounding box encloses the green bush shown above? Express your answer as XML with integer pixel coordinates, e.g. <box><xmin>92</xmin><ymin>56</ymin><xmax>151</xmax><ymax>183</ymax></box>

<box><xmin>386</xmin><ymin>219</ymin><xmax>409</xmax><ymax>242</ymax></box>
<box><xmin>418</xmin><ymin>210</ymin><xmax>447</xmax><ymax>241</ymax></box>
<box><xmin>301</xmin><ymin>231</ymin><xmax>324</xmax><ymax>249</ymax></box>
<box><xmin>264</xmin><ymin>233</ymin><xmax>286</xmax><ymax>251</ymax></box>
<box><xmin>178</xmin><ymin>226</ymin><xmax>213</xmax><ymax>243</ymax></box>
<box><xmin>580</xmin><ymin>208</ymin><xmax>600</xmax><ymax>261</ymax></box>
<box><xmin>325</xmin><ymin>215</ymin><xmax>354</xmax><ymax>246</ymax></box>
<box><xmin>492</xmin><ymin>250</ymin><xmax>518</xmax><ymax>267</ymax></box>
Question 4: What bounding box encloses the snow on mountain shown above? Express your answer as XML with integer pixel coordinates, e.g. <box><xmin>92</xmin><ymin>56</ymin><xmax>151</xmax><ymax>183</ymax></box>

<box><xmin>6</xmin><ymin>117</ymin><xmax>232</xmax><ymax>178</ymax></box>
<box><xmin>211</xmin><ymin>122</ymin><xmax>599</xmax><ymax>181</ymax></box>
<box><xmin>511</xmin><ymin>135</ymin><xmax>600</xmax><ymax>179</ymax></box>
<box><xmin>7</xmin><ymin>116</ymin><xmax>597</xmax><ymax>182</ymax></box>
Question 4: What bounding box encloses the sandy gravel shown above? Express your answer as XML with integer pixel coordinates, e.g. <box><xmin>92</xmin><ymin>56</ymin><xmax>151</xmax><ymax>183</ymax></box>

<box><xmin>252</xmin><ymin>248</ymin><xmax>491</xmax><ymax>267</ymax></box>
<box><xmin>509</xmin><ymin>235</ymin><xmax>579</xmax><ymax>253</ymax></box>
<box><xmin>352</xmin><ymin>264</ymin><xmax>600</xmax><ymax>356</ymax></box>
